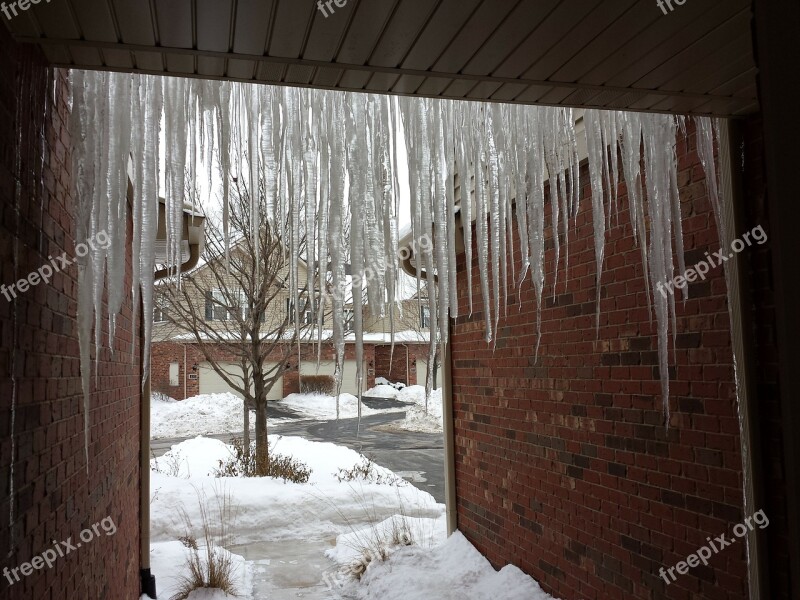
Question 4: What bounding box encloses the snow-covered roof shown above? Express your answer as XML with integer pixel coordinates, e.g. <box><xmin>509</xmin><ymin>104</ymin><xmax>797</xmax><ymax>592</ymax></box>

<box><xmin>161</xmin><ymin>329</ymin><xmax>429</xmax><ymax>344</ymax></box>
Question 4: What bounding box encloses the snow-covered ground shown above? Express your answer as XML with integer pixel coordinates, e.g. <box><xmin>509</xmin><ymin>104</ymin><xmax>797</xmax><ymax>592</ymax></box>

<box><xmin>151</xmin><ymin>384</ymin><xmax>442</xmax><ymax>441</ymax></box>
<box><xmin>151</xmin><ymin>392</ymin><xmax>255</xmax><ymax>439</ymax></box>
<box><xmin>149</xmin><ymin>425</ymin><xmax>551</xmax><ymax>599</ymax></box>
<box><xmin>279</xmin><ymin>392</ymin><xmax>402</xmax><ymax>421</ymax></box>
<box><xmin>150</xmin><ymin>435</ymin><xmax>445</xmax><ymax>598</ymax></box>
<box><xmin>394</xmin><ymin>386</ymin><xmax>443</xmax><ymax>433</ymax></box>
<box><xmin>328</xmin><ymin>528</ymin><xmax>556</xmax><ymax>600</ymax></box>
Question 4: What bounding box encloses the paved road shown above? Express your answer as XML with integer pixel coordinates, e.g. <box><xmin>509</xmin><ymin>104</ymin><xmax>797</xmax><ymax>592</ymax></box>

<box><xmin>151</xmin><ymin>402</ymin><xmax>446</xmax><ymax>503</ymax></box>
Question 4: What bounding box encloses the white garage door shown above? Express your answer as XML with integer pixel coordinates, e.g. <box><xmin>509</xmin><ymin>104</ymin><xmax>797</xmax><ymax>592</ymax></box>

<box><xmin>198</xmin><ymin>362</ymin><xmax>283</xmax><ymax>400</ymax></box>
<box><xmin>416</xmin><ymin>358</ymin><xmax>428</xmax><ymax>387</ymax></box>
<box><xmin>299</xmin><ymin>360</ymin><xmax>360</xmax><ymax>395</ymax></box>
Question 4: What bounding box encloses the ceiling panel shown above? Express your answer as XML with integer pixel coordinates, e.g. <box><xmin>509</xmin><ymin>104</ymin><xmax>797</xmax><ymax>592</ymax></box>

<box><xmin>431</xmin><ymin>0</ymin><xmax>518</xmax><ymax>74</ymax></box>
<box><xmin>462</xmin><ymin>0</ymin><xmax>562</xmax><ymax>77</ymax></box>
<box><xmin>521</xmin><ymin>1</ymin><xmax>634</xmax><ymax>82</ymax></box>
<box><xmin>335</xmin><ymin>0</ymin><xmax>396</xmax><ymax>64</ymax></box>
<box><xmin>110</xmin><ymin>0</ymin><xmax>155</xmax><ymax>46</ymax></box>
<box><xmin>5</xmin><ymin>0</ymin><xmax>759</xmax><ymax>117</ymax></box>
<box><xmin>231</xmin><ymin>0</ymin><xmax>275</xmax><ymax>55</ymax></box>
<box><xmin>154</xmin><ymin>0</ymin><xmax>193</xmax><ymax>48</ymax></box>
<box><xmin>579</xmin><ymin>0</ymin><xmax>731</xmax><ymax>86</ymax></box>
<box><xmin>70</xmin><ymin>0</ymin><xmax>118</xmax><ymax>43</ymax></box>
<box><xmin>196</xmin><ymin>0</ymin><xmax>233</xmax><ymax>53</ymax></box>
<box><xmin>399</xmin><ymin>0</ymin><xmax>482</xmax><ymax>71</ymax></box>
<box><xmin>269</xmin><ymin>1</ymin><xmax>315</xmax><ymax>58</ymax></box>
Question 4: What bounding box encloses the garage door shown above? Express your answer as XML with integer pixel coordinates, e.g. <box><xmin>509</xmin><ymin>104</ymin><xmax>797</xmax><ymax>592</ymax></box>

<box><xmin>198</xmin><ymin>362</ymin><xmax>283</xmax><ymax>400</ymax></box>
<box><xmin>299</xmin><ymin>360</ymin><xmax>360</xmax><ymax>395</ymax></box>
<box><xmin>416</xmin><ymin>358</ymin><xmax>428</xmax><ymax>387</ymax></box>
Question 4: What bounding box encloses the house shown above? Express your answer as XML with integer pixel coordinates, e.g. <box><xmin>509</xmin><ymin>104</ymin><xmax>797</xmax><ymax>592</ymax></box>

<box><xmin>1</xmin><ymin>3</ymin><xmax>797</xmax><ymax>600</ymax></box>
<box><xmin>150</xmin><ymin>242</ymin><xmax>431</xmax><ymax>400</ymax></box>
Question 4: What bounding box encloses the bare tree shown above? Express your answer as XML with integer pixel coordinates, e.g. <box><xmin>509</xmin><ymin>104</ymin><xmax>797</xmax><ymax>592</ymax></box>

<box><xmin>158</xmin><ymin>179</ymin><xmax>319</xmax><ymax>474</ymax></box>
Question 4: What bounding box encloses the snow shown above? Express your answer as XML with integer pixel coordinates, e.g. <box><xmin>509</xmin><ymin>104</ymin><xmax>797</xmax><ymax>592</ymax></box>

<box><xmin>150</xmin><ymin>436</ymin><xmax>444</xmax><ymax>547</ymax></box>
<box><xmin>151</xmin><ymin>392</ymin><xmax>254</xmax><ymax>440</ymax></box>
<box><xmin>395</xmin><ymin>386</ymin><xmax>443</xmax><ymax>433</ymax></box>
<box><xmin>278</xmin><ymin>392</ymin><xmax>401</xmax><ymax>421</ymax></box>
<box><xmin>150</xmin><ymin>435</ymin><xmax>445</xmax><ymax>597</ymax></box>
<box><xmin>363</xmin><ymin>384</ymin><xmax>401</xmax><ymax>399</ymax></box>
<box><xmin>330</xmin><ymin>530</ymin><xmax>556</xmax><ymax>600</ymax></box>
<box><xmin>374</xmin><ymin>377</ymin><xmax>405</xmax><ymax>389</ymax></box>
<box><xmin>324</xmin><ymin>514</ymin><xmax>447</xmax><ymax>566</ymax></box>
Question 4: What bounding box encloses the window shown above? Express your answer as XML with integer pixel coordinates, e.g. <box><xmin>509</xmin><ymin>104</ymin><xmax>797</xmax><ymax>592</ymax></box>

<box><xmin>205</xmin><ymin>290</ymin><xmax>245</xmax><ymax>321</ymax></box>
<box><xmin>287</xmin><ymin>297</ymin><xmax>318</xmax><ymax>325</ymax></box>
<box><xmin>205</xmin><ymin>290</ymin><xmax>226</xmax><ymax>321</ymax></box>
<box><xmin>420</xmin><ymin>305</ymin><xmax>430</xmax><ymax>328</ymax></box>
<box><xmin>154</xmin><ymin>306</ymin><xmax>167</xmax><ymax>323</ymax></box>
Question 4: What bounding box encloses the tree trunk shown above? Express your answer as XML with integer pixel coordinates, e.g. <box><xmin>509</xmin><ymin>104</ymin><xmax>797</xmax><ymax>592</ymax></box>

<box><xmin>253</xmin><ymin>368</ymin><xmax>269</xmax><ymax>475</ymax></box>
<box><xmin>432</xmin><ymin>349</ymin><xmax>440</xmax><ymax>389</ymax></box>
<box><xmin>255</xmin><ymin>400</ymin><xmax>268</xmax><ymax>475</ymax></box>
<box><xmin>243</xmin><ymin>398</ymin><xmax>251</xmax><ymax>454</ymax></box>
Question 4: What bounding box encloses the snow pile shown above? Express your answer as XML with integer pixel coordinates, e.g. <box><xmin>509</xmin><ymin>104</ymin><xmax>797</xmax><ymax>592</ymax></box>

<box><xmin>279</xmin><ymin>393</ymin><xmax>402</xmax><ymax>420</ymax></box>
<box><xmin>151</xmin><ymin>392</ymin><xmax>254</xmax><ymax>440</ymax></box>
<box><xmin>149</xmin><ymin>540</ymin><xmax>253</xmax><ymax>600</ymax></box>
<box><xmin>363</xmin><ymin>384</ymin><xmax>402</xmax><ymax>399</ymax></box>
<box><xmin>151</xmin><ymin>436</ymin><xmax>230</xmax><ymax>477</ymax></box>
<box><xmin>150</xmin><ymin>436</ymin><xmax>444</xmax><ymax>546</ymax></box>
<box><xmin>325</xmin><ymin>514</ymin><xmax>447</xmax><ymax>567</ymax></box>
<box><xmin>333</xmin><ymin>530</ymin><xmax>555</xmax><ymax>600</ymax></box>
<box><xmin>395</xmin><ymin>386</ymin><xmax>443</xmax><ymax>433</ymax></box>
<box><xmin>375</xmin><ymin>377</ymin><xmax>406</xmax><ymax>389</ymax></box>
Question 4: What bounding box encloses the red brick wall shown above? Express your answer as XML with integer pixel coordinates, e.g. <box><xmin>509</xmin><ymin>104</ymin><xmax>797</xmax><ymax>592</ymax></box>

<box><xmin>451</xmin><ymin>122</ymin><xmax>749</xmax><ymax>599</ymax></box>
<box><xmin>0</xmin><ymin>32</ymin><xmax>142</xmax><ymax>599</ymax></box>
<box><xmin>374</xmin><ymin>343</ymin><xmax>428</xmax><ymax>385</ymax></box>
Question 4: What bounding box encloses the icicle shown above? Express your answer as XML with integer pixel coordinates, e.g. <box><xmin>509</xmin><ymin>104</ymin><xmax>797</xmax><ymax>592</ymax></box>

<box><xmin>513</xmin><ymin>105</ymin><xmax>530</xmax><ymax>292</ymax></box>
<box><xmin>486</xmin><ymin>106</ymin><xmax>502</xmax><ymax>344</ymax></box>
<box><xmin>619</xmin><ymin>112</ymin><xmax>652</xmax><ymax>323</ymax></box>
<box><xmin>68</xmin><ymin>72</ymin><xmax>697</xmax><ymax>436</ymax></box>
<box><xmin>527</xmin><ymin>110</ymin><xmax>546</xmax><ymax>359</ymax></box>
<box><xmin>585</xmin><ymin>110</ymin><xmax>607</xmax><ymax>333</ymax></box>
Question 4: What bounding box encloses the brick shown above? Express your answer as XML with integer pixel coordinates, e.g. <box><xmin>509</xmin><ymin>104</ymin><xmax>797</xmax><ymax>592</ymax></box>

<box><xmin>449</xmin><ymin>118</ymin><xmax>763</xmax><ymax>600</ymax></box>
<box><xmin>0</xmin><ymin>30</ymin><xmax>141</xmax><ymax>599</ymax></box>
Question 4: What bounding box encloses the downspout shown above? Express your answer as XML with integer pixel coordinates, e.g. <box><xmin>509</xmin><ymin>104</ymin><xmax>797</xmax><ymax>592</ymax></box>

<box><xmin>141</xmin><ymin>208</ymin><xmax>204</xmax><ymax>599</ymax></box>
<box><xmin>398</xmin><ymin>221</ymin><xmax>459</xmax><ymax>536</ymax></box>
<box><xmin>443</xmin><ymin>329</ymin><xmax>457</xmax><ymax>535</ymax></box>
<box><xmin>184</xmin><ymin>344</ymin><xmax>187</xmax><ymax>400</ymax></box>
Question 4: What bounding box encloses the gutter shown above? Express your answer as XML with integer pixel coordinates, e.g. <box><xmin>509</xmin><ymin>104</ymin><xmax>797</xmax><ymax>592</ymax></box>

<box><xmin>141</xmin><ymin>200</ymin><xmax>204</xmax><ymax>599</ymax></box>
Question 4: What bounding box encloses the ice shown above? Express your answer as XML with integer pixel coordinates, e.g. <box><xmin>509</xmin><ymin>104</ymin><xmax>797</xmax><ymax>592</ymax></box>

<box><xmin>68</xmin><ymin>72</ymin><xmax>697</xmax><ymax>430</ymax></box>
<box><xmin>585</xmin><ymin>110</ymin><xmax>607</xmax><ymax>333</ymax></box>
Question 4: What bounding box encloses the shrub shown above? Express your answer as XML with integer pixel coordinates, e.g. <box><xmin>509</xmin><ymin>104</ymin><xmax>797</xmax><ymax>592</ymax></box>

<box><xmin>214</xmin><ymin>437</ymin><xmax>312</xmax><ymax>483</ymax></box>
<box><xmin>171</xmin><ymin>485</ymin><xmax>240</xmax><ymax>600</ymax></box>
<box><xmin>335</xmin><ymin>456</ymin><xmax>396</xmax><ymax>485</ymax></box>
<box><xmin>300</xmin><ymin>374</ymin><xmax>335</xmax><ymax>395</ymax></box>
<box><xmin>151</xmin><ymin>449</ymin><xmax>187</xmax><ymax>478</ymax></box>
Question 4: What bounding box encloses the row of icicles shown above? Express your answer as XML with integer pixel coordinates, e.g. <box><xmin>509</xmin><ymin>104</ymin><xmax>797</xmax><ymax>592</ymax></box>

<box><xmin>68</xmin><ymin>70</ymin><xmax>722</xmax><ymax>464</ymax></box>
